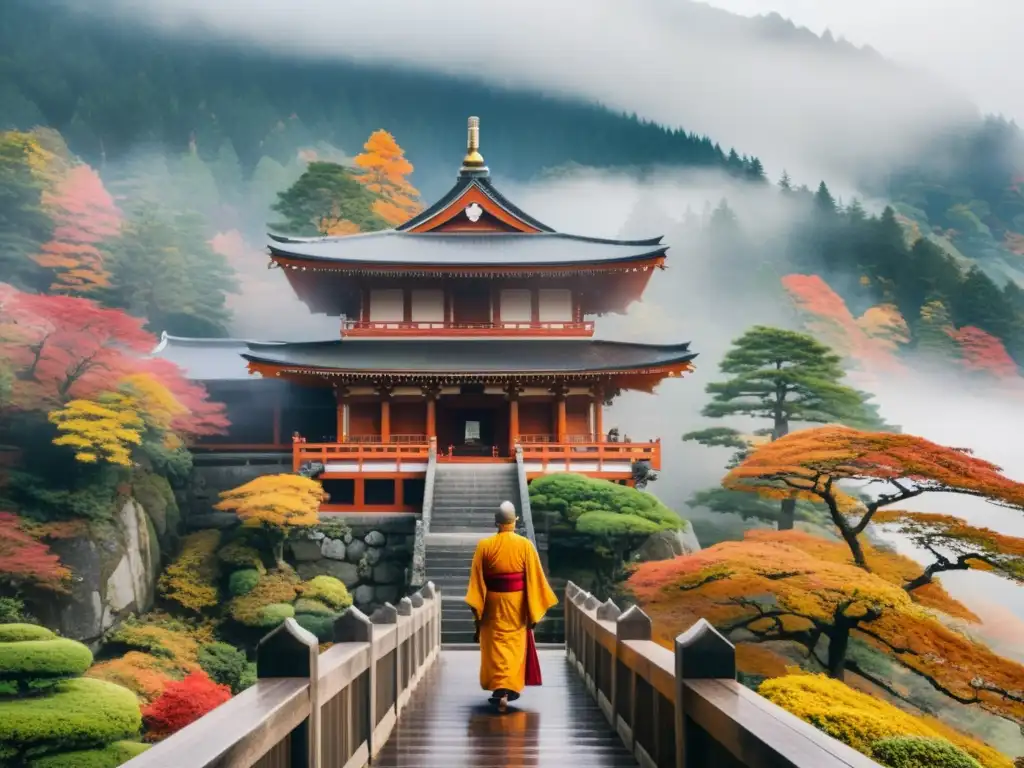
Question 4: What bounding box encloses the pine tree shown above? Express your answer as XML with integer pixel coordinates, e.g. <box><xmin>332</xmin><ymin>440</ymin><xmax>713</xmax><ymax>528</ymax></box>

<box><xmin>778</xmin><ymin>170</ymin><xmax>792</xmax><ymax>192</ymax></box>
<box><xmin>684</xmin><ymin>326</ymin><xmax>891</xmax><ymax>530</ymax></box>
<box><xmin>271</xmin><ymin>161</ymin><xmax>386</xmax><ymax>236</ymax></box>
<box><xmin>744</xmin><ymin>157</ymin><xmax>767</xmax><ymax>183</ymax></box>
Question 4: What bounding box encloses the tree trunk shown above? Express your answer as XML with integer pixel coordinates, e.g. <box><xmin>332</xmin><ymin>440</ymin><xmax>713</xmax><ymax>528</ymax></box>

<box><xmin>273</xmin><ymin>539</ymin><xmax>286</xmax><ymax>569</ymax></box>
<box><xmin>839</xmin><ymin>524</ymin><xmax>868</xmax><ymax>570</ymax></box>
<box><xmin>826</xmin><ymin>620</ymin><xmax>853</xmax><ymax>680</ymax></box>
<box><xmin>778</xmin><ymin>499</ymin><xmax>796</xmax><ymax>530</ymax></box>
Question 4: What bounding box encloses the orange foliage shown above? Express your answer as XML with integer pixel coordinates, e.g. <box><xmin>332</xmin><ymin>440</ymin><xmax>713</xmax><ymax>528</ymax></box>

<box><xmin>628</xmin><ymin>534</ymin><xmax>1024</xmax><ymax>723</ymax></box>
<box><xmin>735</xmin><ymin>644</ymin><xmax>794</xmax><ymax>678</ymax></box>
<box><xmin>724</xmin><ymin>426</ymin><xmax>1024</xmax><ymax>568</ymax></box>
<box><xmin>946</xmin><ymin>326</ymin><xmax>1020</xmax><ymax>380</ymax></box>
<box><xmin>742</xmin><ymin>530</ymin><xmax>977</xmax><ymax>621</ymax></box>
<box><xmin>87</xmin><ymin>651</ymin><xmax>177</xmax><ymax>705</ymax></box>
<box><xmin>353</xmin><ymin>130</ymin><xmax>422</xmax><ymax>226</ymax></box>
<box><xmin>34</xmin><ymin>164</ymin><xmax>120</xmax><ymax>294</ymax></box>
<box><xmin>781</xmin><ymin>274</ymin><xmax>907</xmax><ymax>375</ymax></box>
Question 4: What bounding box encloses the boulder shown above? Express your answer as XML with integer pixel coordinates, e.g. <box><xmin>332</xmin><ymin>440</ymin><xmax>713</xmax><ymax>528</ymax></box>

<box><xmin>364</xmin><ymin>547</ymin><xmax>382</xmax><ymax>566</ymax></box>
<box><xmin>635</xmin><ymin>528</ymin><xmax>701</xmax><ymax>562</ymax></box>
<box><xmin>364</xmin><ymin>530</ymin><xmax>386</xmax><ymax>547</ymax></box>
<box><xmin>297</xmin><ymin>560</ymin><xmax>360</xmax><ymax>586</ymax></box>
<box><xmin>353</xmin><ymin>585</ymin><xmax>375</xmax><ymax>606</ymax></box>
<box><xmin>346</xmin><ymin>539</ymin><xmax>367</xmax><ymax>563</ymax></box>
<box><xmin>321</xmin><ymin>538</ymin><xmax>347</xmax><ymax>561</ymax></box>
<box><xmin>373</xmin><ymin>563</ymin><xmax>403</xmax><ymax>585</ymax></box>
<box><xmin>289</xmin><ymin>540</ymin><xmax>323</xmax><ymax>562</ymax></box>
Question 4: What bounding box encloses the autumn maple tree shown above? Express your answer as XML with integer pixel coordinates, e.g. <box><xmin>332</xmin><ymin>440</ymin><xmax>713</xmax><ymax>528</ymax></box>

<box><xmin>872</xmin><ymin>510</ymin><xmax>1024</xmax><ymax>591</ymax></box>
<box><xmin>628</xmin><ymin>531</ymin><xmax>1024</xmax><ymax>723</ymax></box>
<box><xmin>946</xmin><ymin>326</ymin><xmax>1020</xmax><ymax>380</ymax></box>
<box><xmin>353</xmin><ymin>129</ymin><xmax>423</xmax><ymax>225</ymax></box>
<box><xmin>0</xmin><ymin>512</ymin><xmax>70</xmax><ymax>593</ymax></box>
<box><xmin>142</xmin><ymin>670</ymin><xmax>231</xmax><ymax>740</ymax></box>
<box><xmin>33</xmin><ymin>163</ymin><xmax>120</xmax><ymax>295</ymax></box>
<box><xmin>684</xmin><ymin>326</ymin><xmax>891</xmax><ymax>529</ymax></box>
<box><xmin>215</xmin><ymin>474</ymin><xmax>326</xmax><ymax>565</ymax></box>
<box><xmin>724</xmin><ymin>425</ymin><xmax>1024</xmax><ymax>569</ymax></box>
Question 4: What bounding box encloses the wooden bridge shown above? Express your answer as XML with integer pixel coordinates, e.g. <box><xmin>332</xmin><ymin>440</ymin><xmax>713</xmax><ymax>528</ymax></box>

<box><xmin>123</xmin><ymin>582</ymin><xmax>881</xmax><ymax>768</ymax></box>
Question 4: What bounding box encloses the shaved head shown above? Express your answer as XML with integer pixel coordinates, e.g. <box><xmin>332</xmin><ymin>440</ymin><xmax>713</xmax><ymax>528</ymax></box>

<box><xmin>496</xmin><ymin>501</ymin><xmax>517</xmax><ymax>526</ymax></box>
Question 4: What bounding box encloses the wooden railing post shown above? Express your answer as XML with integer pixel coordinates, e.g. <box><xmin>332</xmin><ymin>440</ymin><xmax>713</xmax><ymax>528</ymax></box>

<box><xmin>673</xmin><ymin>619</ymin><xmax>736</xmax><ymax>768</ymax></box>
<box><xmin>257</xmin><ymin>618</ymin><xmax>321</xmax><ymax>768</ymax></box>
<box><xmin>615</xmin><ymin>605</ymin><xmax>653</xmax><ymax>755</ymax></box>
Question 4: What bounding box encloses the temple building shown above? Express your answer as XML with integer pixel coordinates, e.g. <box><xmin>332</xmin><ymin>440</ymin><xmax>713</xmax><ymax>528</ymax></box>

<box><xmin>155</xmin><ymin>117</ymin><xmax>696</xmax><ymax>513</ymax></box>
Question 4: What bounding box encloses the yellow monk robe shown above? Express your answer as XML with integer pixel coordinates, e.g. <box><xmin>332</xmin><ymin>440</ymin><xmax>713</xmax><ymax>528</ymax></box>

<box><xmin>464</xmin><ymin>523</ymin><xmax>558</xmax><ymax>693</ymax></box>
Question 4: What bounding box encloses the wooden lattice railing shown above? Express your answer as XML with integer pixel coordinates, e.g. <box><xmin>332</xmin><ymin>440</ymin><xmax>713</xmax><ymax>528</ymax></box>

<box><xmin>123</xmin><ymin>583</ymin><xmax>442</xmax><ymax>768</ymax></box>
<box><xmin>563</xmin><ymin>581</ymin><xmax>882</xmax><ymax>768</ymax></box>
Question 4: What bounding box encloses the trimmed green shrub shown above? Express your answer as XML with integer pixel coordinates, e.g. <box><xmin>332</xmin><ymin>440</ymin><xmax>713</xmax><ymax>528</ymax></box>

<box><xmin>0</xmin><ymin>678</ymin><xmax>142</xmax><ymax>758</ymax></box>
<box><xmin>198</xmin><ymin>642</ymin><xmax>250</xmax><ymax>694</ymax></box>
<box><xmin>0</xmin><ymin>597</ymin><xmax>28</xmax><ymax>624</ymax></box>
<box><xmin>218</xmin><ymin>541</ymin><xmax>266</xmax><ymax>574</ymax></box>
<box><xmin>294</xmin><ymin>598</ymin><xmax>333</xmax><ymax>616</ymax></box>
<box><xmin>870</xmin><ymin>736</ymin><xmax>982</xmax><ymax>768</ymax></box>
<box><xmin>257</xmin><ymin>603</ymin><xmax>295</xmax><ymax>628</ymax></box>
<box><xmin>294</xmin><ymin>613</ymin><xmax>336</xmax><ymax>642</ymax></box>
<box><xmin>30</xmin><ymin>740</ymin><xmax>150</xmax><ymax>767</ymax></box>
<box><xmin>228</xmin><ymin>569</ymin><xmax>261</xmax><ymax>597</ymax></box>
<box><xmin>300</xmin><ymin>576</ymin><xmax>352</xmax><ymax>611</ymax></box>
<box><xmin>0</xmin><ymin>624</ymin><xmax>55</xmax><ymax>643</ymax></box>
<box><xmin>0</xmin><ymin>638</ymin><xmax>93</xmax><ymax>684</ymax></box>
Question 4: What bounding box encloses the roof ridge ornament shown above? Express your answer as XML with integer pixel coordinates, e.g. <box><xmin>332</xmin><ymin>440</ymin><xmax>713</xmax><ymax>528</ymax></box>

<box><xmin>460</xmin><ymin>116</ymin><xmax>490</xmax><ymax>178</ymax></box>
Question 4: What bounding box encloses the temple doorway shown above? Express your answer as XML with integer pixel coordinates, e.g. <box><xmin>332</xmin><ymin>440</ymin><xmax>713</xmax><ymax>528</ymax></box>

<box><xmin>436</xmin><ymin>395</ymin><xmax>510</xmax><ymax>457</ymax></box>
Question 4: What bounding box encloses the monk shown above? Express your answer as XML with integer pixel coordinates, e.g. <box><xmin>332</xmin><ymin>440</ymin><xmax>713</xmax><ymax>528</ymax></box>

<box><xmin>464</xmin><ymin>501</ymin><xmax>558</xmax><ymax>712</ymax></box>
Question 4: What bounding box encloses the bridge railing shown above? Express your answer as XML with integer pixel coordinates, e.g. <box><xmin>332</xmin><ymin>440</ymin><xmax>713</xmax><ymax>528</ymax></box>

<box><xmin>124</xmin><ymin>583</ymin><xmax>443</xmax><ymax>768</ymax></box>
<box><xmin>563</xmin><ymin>581</ymin><xmax>882</xmax><ymax>768</ymax></box>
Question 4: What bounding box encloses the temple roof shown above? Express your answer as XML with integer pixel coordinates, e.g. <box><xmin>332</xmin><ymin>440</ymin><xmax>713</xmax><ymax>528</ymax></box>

<box><xmin>268</xmin><ymin>230</ymin><xmax>666</xmax><ymax>270</ymax></box>
<box><xmin>151</xmin><ymin>333</ymin><xmax>283</xmax><ymax>381</ymax></box>
<box><xmin>396</xmin><ymin>174</ymin><xmax>554</xmax><ymax>233</ymax></box>
<box><xmin>242</xmin><ymin>338</ymin><xmax>696</xmax><ymax>377</ymax></box>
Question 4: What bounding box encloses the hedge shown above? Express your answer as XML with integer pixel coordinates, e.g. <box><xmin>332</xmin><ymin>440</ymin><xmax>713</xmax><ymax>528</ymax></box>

<box><xmin>294</xmin><ymin>598</ymin><xmax>333</xmax><ymax>616</ymax></box>
<box><xmin>198</xmin><ymin>643</ymin><xmax>250</xmax><ymax>694</ymax></box>
<box><xmin>295</xmin><ymin>614</ymin><xmax>336</xmax><ymax>642</ymax></box>
<box><xmin>0</xmin><ymin>678</ymin><xmax>142</xmax><ymax>757</ymax></box>
<box><xmin>29</xmin><ymin>740</ymin><xmax>150</xmax><ymax>768</ymax></box>
<box><xmin>0</xmin><ymin>624</ymin><xmax>56</xmax><ymax>643</ymax></box>
<box><xmin>258</xmin><ymin>603</ymin><xmax>295</xmax><ymax>628</ymax></box>
<box><xmin>0</xmin><ymin>638</ymin><xmax>93</xmax><ymax>682</ymax></box>
<box><xmin>228</xmin><ymin>569</ymin><xmax>261</xmax><ymax>597</ymax></box>
<box><xmin>871</xmin><ymin>736</ymin><xmax>983</xmax><ymax>768</ymax></box>
<box><xmin>228</xmin><ymin>571</ymin><xmax>299</xmax><ymax>627</ymax></box>
<box><xmin>300</xmin><ymin>576</ymin><xmax>352</xmax><ymax>611</ymax></box>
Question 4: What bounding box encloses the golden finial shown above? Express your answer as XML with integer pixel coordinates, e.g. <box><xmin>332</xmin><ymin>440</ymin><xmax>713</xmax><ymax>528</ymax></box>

<box><xmin>461</xmin><ymin>116</ymin><xmax>488</xmax><ymax>175</ymax></box>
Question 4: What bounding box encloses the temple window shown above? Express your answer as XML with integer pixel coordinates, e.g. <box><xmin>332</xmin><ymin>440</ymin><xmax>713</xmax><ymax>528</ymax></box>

<box><xmin>410</xmin><ymin>289</ymin><xmax>444</xmax><ymax>322</ymax></box>
<box><xmin>368</xmin><ymin>289</ymin><xmax>404</xmax><ymax>321</ymax></box>
<box><xmin>538</xmin><ymin>288</ymin><xmax>573</xmax><ymax>322</ymax></box>
<box><xmin>499</xmin><ymin>288</ymin><xmax>532</xmax><ymax>324</ymax></box>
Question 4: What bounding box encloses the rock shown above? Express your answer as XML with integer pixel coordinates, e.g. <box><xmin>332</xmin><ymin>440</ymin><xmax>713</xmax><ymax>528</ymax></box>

<box><xmin>364</xmin><ymin>547</ymin><xmax>382</xmax><ymax>565</ymax></box>
<box><xmin>635</xmin><ymin>528</ymin><xmax>701</xmax><ymax>562</ymax></box>
<box><xmin>373</xmin><ymin>563</ymin><xmax>403</xmax><ymax>585</ymax></box>
<box><xmin>374</xmin><ymin>585</ymin><xmax>399</xmax><ymax>604</ymax></box>
<box><xmin>353</xmin><ymin>585</ymin><xmax>375</xmax><ymax>606</ymax></box>
<box><xmin>289</xmin><ymin>540</ymin><xmax>323</xmax><ymax>562</ymax></box>
<box><xmin>365</xmin><ymin>530</ymin><xmax>386</xmax><ymax>547</ymax></box>
<box><xmin>309</xmin><ymin>531</ymin><xmax>325</xmax><ymax>541</ymax></box>
<box><xmin>343</xmin><ymin>532</ymin><xmax>354</xmax><ymax>545</ymax></box>
<box><xmin>358</xmin><ymin>558</ymin><xmax>373</xmax><ymax>580</ymax></box>
<box><xmin>346</xmin><ymin>539</ymin><xmax>367</xmax><ymax>563</ymax></box>
<box><xmin>105</xmin><ymin>558</ymin><xmax>137</xmax><ymax>613</ymax></box>
<box><xmin>297</xmin><ymin>560</ymin><xmax>360</xmax><ymax>586</ymax></box>
<box><xmin>321</xmin><ymin>539</ymin><xmax>347</xmax><ymax>561</ymax></box>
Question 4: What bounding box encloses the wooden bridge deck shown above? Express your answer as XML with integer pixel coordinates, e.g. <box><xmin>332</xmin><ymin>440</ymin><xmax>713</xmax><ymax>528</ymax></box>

<box><xmin>374</xmin><ymin>649</ymin><xmax>636</xmax><ymax>767</ymax></box>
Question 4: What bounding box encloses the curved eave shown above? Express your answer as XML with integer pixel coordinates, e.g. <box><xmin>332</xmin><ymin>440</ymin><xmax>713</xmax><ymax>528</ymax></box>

<box><xmin>395</xmin><ymin>176</ymin><xmax>556</xmax><ymax>233</ymax></box>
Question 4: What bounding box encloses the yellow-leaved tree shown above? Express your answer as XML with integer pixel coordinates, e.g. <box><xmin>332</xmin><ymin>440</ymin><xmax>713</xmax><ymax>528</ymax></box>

<box><xmin>353</xmin><ymin>130</ymin><xmax>422</xmax><ymax>226</ymax></box>
<box><xmin>215</xmin><ymin>474</ymin><xmax>326</xmax><ymax>565</ymax></box>
<box><xmin>48</xmin><ymin>373</ymin><xmax>188</xmax><ymax>468</ymax></box>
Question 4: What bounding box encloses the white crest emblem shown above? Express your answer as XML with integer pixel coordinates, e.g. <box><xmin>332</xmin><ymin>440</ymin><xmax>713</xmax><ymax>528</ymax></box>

<box><xmin>465</xmin><ymin>203</ymin><xmax>483</xmax><ymax>222</ymax></box>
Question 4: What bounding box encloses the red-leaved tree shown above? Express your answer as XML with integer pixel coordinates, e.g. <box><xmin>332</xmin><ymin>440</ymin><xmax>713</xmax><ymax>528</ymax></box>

<box><xmin>0</xmin><ymin>511</ymin><xmax>71</xmax><ymax>593</ymax></box>
<box><xmin>33</xmin><ymin>164</ymin><xmax>120</xmax><ymax>295</ymax></box>
<box><xmin>142</xmin><ymin>670</ymin><xmax>231</xmax><ymax>740</ymax></box>
<box><xmin>946</xmin><ymin>326</ymin><xmax>1020</xmax><ymax>380</ymax></box>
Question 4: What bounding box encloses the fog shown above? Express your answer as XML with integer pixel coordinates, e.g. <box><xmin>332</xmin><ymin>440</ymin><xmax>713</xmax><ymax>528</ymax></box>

<box><xmin>67</xmin><ymin>0</ymin><xmax>979</xmax><ymax>188</ymax></box>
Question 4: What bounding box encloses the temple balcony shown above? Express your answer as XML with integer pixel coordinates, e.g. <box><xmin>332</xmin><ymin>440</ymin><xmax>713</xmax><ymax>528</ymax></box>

<box><xmin>340</xmin><ymin>319</ymin><xmax>595</xmax><ymax>338</ymax></box>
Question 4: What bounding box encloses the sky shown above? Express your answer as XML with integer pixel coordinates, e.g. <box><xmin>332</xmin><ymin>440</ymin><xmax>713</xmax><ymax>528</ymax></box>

<box><xmin>704</xmin><ymin>0</ymin><xmax>1023</xmax><ymax>120</ymax></box>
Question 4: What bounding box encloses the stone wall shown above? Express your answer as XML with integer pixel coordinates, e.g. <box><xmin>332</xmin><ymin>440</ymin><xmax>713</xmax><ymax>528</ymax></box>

<box><xmin>287</xmin><ymin>515</ymin><xmax>417</xmax><ymax>614</ymax></box>
<box><xmin>183</xmin><ymin>453</ymin><xmax>290</xmax><ymax>522</ymax></box>
<box><xmin>36</xmin><ymin>499</ymin><xmax>161</xmax><ymax>647</ymax></box>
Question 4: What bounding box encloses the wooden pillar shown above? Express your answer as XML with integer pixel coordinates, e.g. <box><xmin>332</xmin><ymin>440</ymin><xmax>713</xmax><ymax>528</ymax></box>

<box><xmin>378</xmin><ymin>384</ymin><xmax>392</xmax><ymax>443</ymax></box>
<box><xmin>422</xmin><ymin>385</ymin><xmax>439</xmax><ymax>440</ymax></box>
<box><xmin>554</xmin><ymin>385</ymin><xmax>568</xmax><ymax>443</ymax></box>
<box><xmin>506</xmin><ymin>383</ymin><xmax>521</xmax><ymax>454</ymax></box>
<box><xmin>593</xmin><ymin>385</ymin><xmax>604</xmax><ymax>442</ymax></box>
<box><xmin>335</xmin><ymin>385</ymin><xmax>349</xmax><ymax>443</ymax></box>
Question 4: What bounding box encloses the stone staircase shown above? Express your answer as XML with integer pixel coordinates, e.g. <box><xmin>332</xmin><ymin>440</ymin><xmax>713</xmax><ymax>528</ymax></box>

<box><xmin>424</xmin><ymin>463</ymin><xmax>563</xmax><ymax>644</ymax></box>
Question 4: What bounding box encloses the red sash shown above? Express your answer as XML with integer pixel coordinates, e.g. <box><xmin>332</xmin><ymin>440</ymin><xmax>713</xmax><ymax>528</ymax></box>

<box><xmin>483</xmin><ymin>571</ymin><xmax>543</xmax><ymax>686</ymax></box>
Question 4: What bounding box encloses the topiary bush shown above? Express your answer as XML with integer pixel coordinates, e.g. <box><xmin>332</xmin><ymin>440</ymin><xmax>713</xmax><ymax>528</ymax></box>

<box><xmin>157</xmin><ymin>530</ymin><xmax>222</xmax><ymax>614</ymax></box>
<box><xmin>299</xmin><ymin>575</ymin><xmax>352</xmax><ymax>611</ymax></box>
<box><xmin>870</xmin><ymin>736</ymin><xmax>982</xmax><ymax>768</ymax></box>
<box><xmin>258</xmin><ymin>603</ymin><xmax>295</xmax><ymax>628</ymax></box>
<box><xmin>228</xmin><ymin>571</ymin><xmax>299</xmax><ymax>627</ymax></box>
<box><xmin>0</xmin><ymin>637</ymin><xmax>94</xmax><ymax>692</ymax></box>
<box><xmin>0</xmin><ymin>678</ymin><xmax>142</xmax><ymax>761</ymax></box>
<box><xmin>294</xmin><ymin>598</ymin><xmax>333</xmax><ymax>616</ymax></box>
<box><xmin>198</xmin><ymin>642</ymin><xmax>250</xmax><ymax>694</ymax></box>
<box><xmin>0</xmin><ymin>624</ymin><xmax>55</xmax><ymax>643</ymax></box>
<box><xmin>28</xmin><ymin>740</ymin><xmax>150</xmax><ymax>767</ymax></box>
<box><xmin>228</xmin><ymin>569</ymin><xmax>260</xmax><ymax>597</ymax></box>
<box><xmin>294</xmin><ymin>613</ymin><xmax>335</xmax><ymax>642</ymax></box>
<box><xmin>217</xmin><ymin>540</ymin><xmax>266</xmax><ymax>574</ymax></box>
